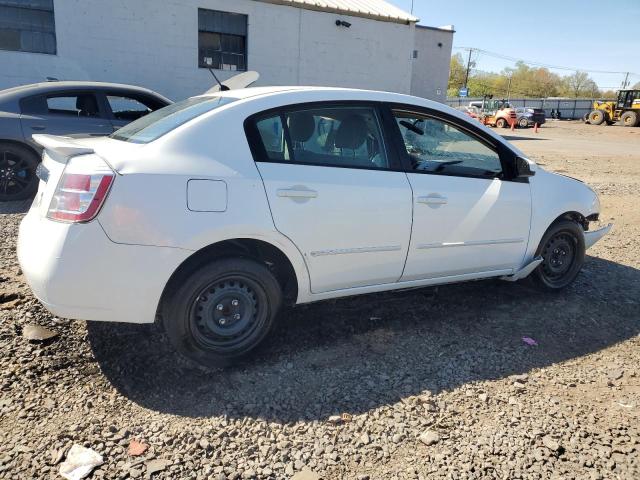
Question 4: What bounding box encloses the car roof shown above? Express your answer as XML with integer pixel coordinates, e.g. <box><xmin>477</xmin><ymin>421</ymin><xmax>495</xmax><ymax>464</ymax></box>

<box><xmin>0</xmin><ymin>81</ymin><xmax>171</xmax><ymax>106</ymax></box>
<box><xmin>199</xmin><ymin>85</ymin><xmax>440</xmax><ymax>108</ymax></box>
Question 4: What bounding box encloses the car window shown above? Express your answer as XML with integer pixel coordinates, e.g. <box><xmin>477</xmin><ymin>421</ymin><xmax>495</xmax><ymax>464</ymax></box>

<box><xmin>393</xmin><ymin>111</ymin><xmax>502</xmax><ymax>178</ymax></box>
<box><xmin>254</xmin><ymin>106</ymin><xmax>389</xmax><ymax>169</ymax></box>
<box><xmin>107</xmin><ymin>95</ymin><xmax>154</xmax><ymax>121</ymax></box>
<box><xmin>110</xmin><ymin>95</ymin><xmax>237</xmax><ymax>143</ymax></box>
<box><xmin>46</xmin><ymin>94</ymin><xmax>100</xmax><ymax>117</ymax></box>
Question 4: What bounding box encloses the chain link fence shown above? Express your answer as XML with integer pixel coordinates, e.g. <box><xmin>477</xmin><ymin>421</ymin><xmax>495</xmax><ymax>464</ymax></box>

<box><xmin>446</xmin><ymin>97</ymin><xmax>601</xmax><ymax>120</ymax></box>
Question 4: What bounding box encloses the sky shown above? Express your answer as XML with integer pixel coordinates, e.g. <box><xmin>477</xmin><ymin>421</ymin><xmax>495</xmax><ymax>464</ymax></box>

<box><xmin>389</xmin><ymin>0</ymin><xmax>640</xmax><ymax>90</ymax></box>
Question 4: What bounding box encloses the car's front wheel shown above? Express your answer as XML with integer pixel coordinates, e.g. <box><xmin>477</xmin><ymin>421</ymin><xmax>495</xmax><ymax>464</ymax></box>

<box><xmin>531</xmin><ymin>220</ymin><xmax>585</xmax><ymax>291</ymax></box>
<box><xmin>163</xmin><ymin>258</ymin><xmax>282</xmax><ymax>368</ymax></box>
<box><xmin>0</xmin><ymin>143</ymin><xmax>39</xmax><ymax>202</ymax></box>
<box><xmin>518</xmin><ymin>117</ymin><xmax>529</xmax><ymax>128</ymax></box>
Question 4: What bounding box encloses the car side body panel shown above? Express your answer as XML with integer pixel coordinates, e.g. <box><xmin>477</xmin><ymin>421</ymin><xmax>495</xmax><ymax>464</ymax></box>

<box><xmin>17</xmin><ymin>87</ymin><xmax>608</xmax><ymax>325</ymax></box>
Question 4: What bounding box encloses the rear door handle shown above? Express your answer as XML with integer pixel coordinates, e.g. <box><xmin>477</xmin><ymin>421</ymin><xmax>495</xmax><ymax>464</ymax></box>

<box><xmin>277</xmin><ymin>187</ymin><xmax>318</xmax><ymax>199</ymax></box>
<box><xmin>417</xmin><ymin>194</ymin><xmax>448</xmax><ymax>206</ymax></box>
<box><xmin>31</xmin><ymin>125</ymin><xmax>46</xmax><ymax>131</ymax></box>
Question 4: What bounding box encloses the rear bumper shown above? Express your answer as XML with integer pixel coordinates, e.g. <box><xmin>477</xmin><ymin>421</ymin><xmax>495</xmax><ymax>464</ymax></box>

<box><xmin>17</xmin><ymin>210</ymin><xmax>191</xmax><ymax>324</ymax></box>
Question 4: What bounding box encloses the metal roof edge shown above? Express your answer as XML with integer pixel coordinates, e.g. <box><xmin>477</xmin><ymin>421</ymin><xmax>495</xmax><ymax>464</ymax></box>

<box><xmin>254</xmin><ymin>0</ymin><xmax>419</xmax><ymax>25</ymax></box>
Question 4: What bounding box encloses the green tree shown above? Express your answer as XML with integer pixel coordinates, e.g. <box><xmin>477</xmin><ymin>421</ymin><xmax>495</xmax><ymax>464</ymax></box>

<box><xmin>561</xmin><ymin>71</ymin><xmax>600</xmax><ymax>97</ymax></box>
<box><xmin>447</xmin><ymin>53</ymin><xmax>468</xmax><ymax>97</ymax></box>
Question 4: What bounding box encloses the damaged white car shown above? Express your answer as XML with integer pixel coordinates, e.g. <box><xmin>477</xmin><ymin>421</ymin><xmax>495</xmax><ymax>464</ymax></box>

<box><xmin>17</xmin><ymin>87</ymin><xmax>611</xmax><ymax>367</ymax></box>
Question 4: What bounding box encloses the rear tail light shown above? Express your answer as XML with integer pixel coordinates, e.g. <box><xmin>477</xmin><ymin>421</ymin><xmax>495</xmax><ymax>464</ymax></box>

<box><xmin>47</xmin><ymin>155</ymin><xmax>114</xmax><ymax>223</ymax></box>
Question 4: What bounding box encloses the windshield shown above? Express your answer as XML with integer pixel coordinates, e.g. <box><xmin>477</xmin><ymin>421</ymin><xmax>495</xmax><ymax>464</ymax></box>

<box><xmin>110</xmin><ymin>95</ymin><xmax>237</xmax><ymax>143</ymax></box>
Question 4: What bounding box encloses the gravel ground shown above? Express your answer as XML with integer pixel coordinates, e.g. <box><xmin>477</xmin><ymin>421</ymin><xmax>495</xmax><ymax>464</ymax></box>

<box><xmin>1</xmin><ymin>121</ymin><xmax>639</xmax><ymax>480</ymax></box>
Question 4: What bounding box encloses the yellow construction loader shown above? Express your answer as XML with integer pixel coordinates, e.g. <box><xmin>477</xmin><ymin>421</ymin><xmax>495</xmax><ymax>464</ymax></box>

<box><xmin>586</xmin><ymin>90</ymin><xmax>640</xmax><ymax>127</ymax></box>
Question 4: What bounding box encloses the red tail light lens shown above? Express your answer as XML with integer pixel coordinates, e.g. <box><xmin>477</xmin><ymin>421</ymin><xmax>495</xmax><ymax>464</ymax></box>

<box><xmin>47</xmin><ymin>155</ymin><xmax>114</xmax><ymax>223</ymax></box>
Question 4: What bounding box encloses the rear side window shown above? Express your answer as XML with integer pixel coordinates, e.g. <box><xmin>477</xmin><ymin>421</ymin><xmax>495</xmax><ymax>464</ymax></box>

<box><xmin>110</xmin><ymin>95</ymin><xmax>237</xmax><ymax>143</ymax></box>
<box><xmin>107</xmin><ymin>95</ymin><xmax>153</xmax><ymax>121</ymax></box>
<box><xmin>46</xmin><ymin>94</ymin><xmax>100</xmax><ymax>117</ymax></box>
<box><xmin>252</xmin><ymin>105</ymin><xmax>389</xmax><ymax>169</ymax></box>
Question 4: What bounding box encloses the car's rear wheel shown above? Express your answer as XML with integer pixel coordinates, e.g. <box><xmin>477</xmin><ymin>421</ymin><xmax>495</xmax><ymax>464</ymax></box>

<box><xmin>518</xmin><ymin>117</ymin><xmax>529</xmax><ymax>128</ymax></box>
<box><xmin>0</xmin><ymin>143</ymin><xmax>39</xmax><ymax>201</ymax></box>
<box><xmin>163</xmin><ymin>258</ymin><xmax>282</xmax><ymax>368</ymax></box>
<box><xmin>531</xmin><ymin>220</ymin><xmax>585</xmax><ymax>291</ymax></box>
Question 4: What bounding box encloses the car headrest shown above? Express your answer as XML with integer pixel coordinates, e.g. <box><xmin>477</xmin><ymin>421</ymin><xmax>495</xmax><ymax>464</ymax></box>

<box><xmin>76</xmin><ymin>95</ymin><xmax>98</xmax><ymax>116</ymax></box>
<box><xmin>335</xmin><ymin>114</ymin><xmax>368</xmax><ymax>150</ymax></box>
<box><xmin>288</xmin><ymin>112</ymin><xmax>315</xmax><ymax>143</ymax></box>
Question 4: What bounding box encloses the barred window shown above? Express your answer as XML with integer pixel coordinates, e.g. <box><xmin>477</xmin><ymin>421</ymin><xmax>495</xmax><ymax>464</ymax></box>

<box><xmin>198</xmin><ymin>8</ymin><xmax>247</xmax><ymax>71</ymax></box>
<box><xmin>0</xmin><ymin>0</ymin><xmax>56</xmax><ymax>54</ymax></box>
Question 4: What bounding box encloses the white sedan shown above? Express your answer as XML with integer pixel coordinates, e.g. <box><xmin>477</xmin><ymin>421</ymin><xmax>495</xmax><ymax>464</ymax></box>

<box><xmin>17</xmin><ymin>87</ymin><xmax>611</xmax><ymax>367</ymax></box>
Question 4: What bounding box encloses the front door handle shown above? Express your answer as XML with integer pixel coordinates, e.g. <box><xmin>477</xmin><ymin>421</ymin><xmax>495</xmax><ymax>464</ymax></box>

<box><xmin>277</xmin><ymin>187</ymin><xmax>318</xmax><ymax>199</ymax></box>
<box><xmin>417</xmin><ymin>194</ymin><xmax>448</xmax><ymax>206</ymax></box>
<box><xmin>31</xmin><ymin>125</ymin><xmax>46</xmax><ymax>131</ymax></box>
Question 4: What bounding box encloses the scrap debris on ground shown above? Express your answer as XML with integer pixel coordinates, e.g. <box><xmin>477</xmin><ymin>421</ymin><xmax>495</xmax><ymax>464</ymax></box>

<box><xmin>0</xmin><ymin>121</ymin><xmax>638</xmax><ymax>479</ymax></box>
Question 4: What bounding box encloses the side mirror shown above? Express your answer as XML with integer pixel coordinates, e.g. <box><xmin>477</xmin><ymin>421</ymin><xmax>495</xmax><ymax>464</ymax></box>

<box><xmin>515</xmin><ymin>156</ymin><xmax>535</xmax><ymax>178</ymax></box>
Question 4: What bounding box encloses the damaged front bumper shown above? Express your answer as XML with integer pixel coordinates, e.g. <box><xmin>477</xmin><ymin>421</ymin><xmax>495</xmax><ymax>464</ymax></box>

<box><xmin>584</xmin><ymin>223</ymin><xmax>613</xmax><ymax>249</ymax></box>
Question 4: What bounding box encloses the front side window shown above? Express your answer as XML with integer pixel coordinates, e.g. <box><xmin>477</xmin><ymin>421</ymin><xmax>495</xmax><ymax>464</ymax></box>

<box><xmin>393</xmin><ymin>111</ymin><xmax>502</xmax><ymax>178</ymax></box>
<box><xmin>253</xmin><ymin>105</ymin><xmax>389</xmax><ymax>169</ymax></box>
<box><xmin>0</xmin><ymin>0</ymin><xmax>56</xmax><ymax>54</ymax></box>
<box><xmin>198</xmin><ymin>8</ymin><xmax>247</xmax><ymax>71</ymax></box>
<box><xmin>46</xmin><ymin>94</ymin><xmax>100</xmax><ymax>117</ymax></box>
<box><xmin>110</xmin><ymin>95</ymin><xmax>237</xmax><ymax>144</ymax></box>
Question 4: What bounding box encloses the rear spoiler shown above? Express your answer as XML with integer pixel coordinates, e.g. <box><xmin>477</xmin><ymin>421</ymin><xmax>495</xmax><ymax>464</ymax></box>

<box><xmin>32</xmin><ymin>134</ymin><xmax>95</xmax><ymax>158</ymax></box>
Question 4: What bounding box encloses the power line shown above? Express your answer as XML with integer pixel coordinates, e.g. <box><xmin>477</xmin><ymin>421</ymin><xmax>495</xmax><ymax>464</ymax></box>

<box><xmin>453</xmin><ymin>46</ymin><xmax>639</xmax><ymax>76</ymax></box>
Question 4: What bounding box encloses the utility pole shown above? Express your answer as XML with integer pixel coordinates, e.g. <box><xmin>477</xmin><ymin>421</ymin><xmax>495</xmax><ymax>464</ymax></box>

<box><xmin>621</xmin><ymin>72</ymin><xmax>630</xmax><ymax>89</ymax></box>
<box><xmin>410</xmin><ymin>0</ymin><xmax>414</xmax><ymax>14</ymax></box>
<box><xmin>464</xmin><ymin>48</ymin><xmax>473</xmax><ymax>89</ymax></box>
<box><xmin>507</xmin><ymin>73</ymin><xmax>513</xmax><ymax>101</ymax></box>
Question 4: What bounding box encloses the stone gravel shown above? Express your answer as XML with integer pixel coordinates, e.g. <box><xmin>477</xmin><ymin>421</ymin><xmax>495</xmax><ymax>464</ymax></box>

<box><xmin>1</xmin><ymin>122</ymin><xmax>639</xmax><ymax>479</ymax></box>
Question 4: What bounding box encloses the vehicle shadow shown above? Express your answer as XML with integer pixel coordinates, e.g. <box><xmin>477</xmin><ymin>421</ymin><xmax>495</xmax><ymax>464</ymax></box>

<box><xmin>0</xmin><ymin>199</ymin><xmax>32</xmax><ymax>214</ymax></box>
<box><xmin>88</xmin><ymin>255</ymin><xmax>640</xmax><ymax>422</ymax></box>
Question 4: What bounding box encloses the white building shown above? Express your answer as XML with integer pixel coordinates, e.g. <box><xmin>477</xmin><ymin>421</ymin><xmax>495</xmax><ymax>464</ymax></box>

<box><xmin>0</xmin><ymin>0</ymin><xmax>454</xmax><ymax>101</ymax></box>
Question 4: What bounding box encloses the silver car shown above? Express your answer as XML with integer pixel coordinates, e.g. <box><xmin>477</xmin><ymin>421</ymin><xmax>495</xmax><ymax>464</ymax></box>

<box><xmin>0</xmin><ymin>81</ymin><xmax>171</xmax><ymax>201</ymax></box>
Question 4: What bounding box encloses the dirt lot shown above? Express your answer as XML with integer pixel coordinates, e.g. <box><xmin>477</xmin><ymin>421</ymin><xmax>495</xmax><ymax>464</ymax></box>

<box><xmin>1</xmin><ymin>120</ymin><xmax>639</xmax><ymax>480</ymax></box>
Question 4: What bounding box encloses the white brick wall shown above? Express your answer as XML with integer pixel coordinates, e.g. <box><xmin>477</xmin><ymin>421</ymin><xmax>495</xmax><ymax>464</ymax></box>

<box><xmin>0</xmin><ymin>0</ymin><xmax>422</xmax><ymax>100</ymax></box>
<box><xmin>410</xmin><ymin>25</ymin><xmax>454</xmax><ymax>102</ymax></box>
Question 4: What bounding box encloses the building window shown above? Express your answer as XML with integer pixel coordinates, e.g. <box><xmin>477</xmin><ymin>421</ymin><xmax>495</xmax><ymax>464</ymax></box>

<box><xmin>0</xmin><ymin>0</ymin><xmax>56</xmax><ymax>54</ymax></box>
<box><xmin>198</xmin><ymin>8</ymin><xmax>247</xmax><ymax>71</ymax></box>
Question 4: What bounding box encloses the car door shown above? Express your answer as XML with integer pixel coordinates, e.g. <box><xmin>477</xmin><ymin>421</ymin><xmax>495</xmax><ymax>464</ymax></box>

<box><xmin>246</xmin><ymin>102</ymin><xmax>413</xmax><ymax>294</ymax></box>
<box><xmin>20</xmin><ymin>91</ymin><xmax>113</xmax><ymax>138</ymax></box>
<box><xmin>387</xmin><ymin>107</ymin><xmax>532</xmax><ymax>281</ymax></box>
<box><xmin>104</xmin><ymin>92</ymin><xmax>168</xmax><ymax>132</ymax></box>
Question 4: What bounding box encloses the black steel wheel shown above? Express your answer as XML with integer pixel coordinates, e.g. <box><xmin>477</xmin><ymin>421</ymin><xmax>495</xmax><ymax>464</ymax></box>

<box><xmin>0</xmin><ymin>143</ymin><xmax>39</xmax><ymax>201</ymax></box>
<box><xmin>532</xmin><ymin>220</ymin><xmax>585</xmax><ymax>291</ymax></box>
<box><xmin>164</xmin><ymin>258</ymin><xmax>282</xmax><ymax>368</ymax></box>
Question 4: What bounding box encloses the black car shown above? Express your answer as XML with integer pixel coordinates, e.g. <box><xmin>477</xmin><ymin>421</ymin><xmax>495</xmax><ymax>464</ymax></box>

<box><xmin>0</xmin><ymin>81</ymin><xmax>171</xmax><ymax>201</ymax></box>
<box><xmin>515</xmin><ymin>107</ymin><xmax>546</xmax><ymax>128</ymax></box>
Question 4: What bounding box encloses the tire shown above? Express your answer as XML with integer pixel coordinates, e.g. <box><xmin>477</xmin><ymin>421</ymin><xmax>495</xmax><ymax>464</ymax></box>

<box><xmin>588</xmin><ymin>110</ymin><xmax>605</xmax><ymax>125</ymax></box>
<box><xmin>163</xmin><ymin>257</ymin><xmax>283</xmax><ymax>368</ymax></box>
<box><xmin>496</xmin><ymin>118</ymin><xmax>508</xmax><ymax>128</ymax></box>
<box><xmin>518</xmin><ymin>117</ymin><xmax>529</xmax><ymax>128</ymax></box>
<box><xmin>621</xmin><ymin>110</ymin><xmax>638</xmax><ymax>127</ymax></box>
<box><xmin>582</xmin><ymin>113</ymin><xmax>589</xmax><ymax>123</ymax></box>
<box><xmin>531</xmin><ymin>220</ymin><xmax>585</xmax><ymax>291</ymax></box>
<box><xmin>0</xmin><ymin>143</ymin><xmax>40</xmax><ymax>201</ymax></box>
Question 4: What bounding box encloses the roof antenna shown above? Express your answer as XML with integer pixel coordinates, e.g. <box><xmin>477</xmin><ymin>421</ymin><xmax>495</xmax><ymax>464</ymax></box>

<box><xmin>205</xmin><ymin>59</ymin><xmax>230</xmax><ymax>91</ymax></box>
